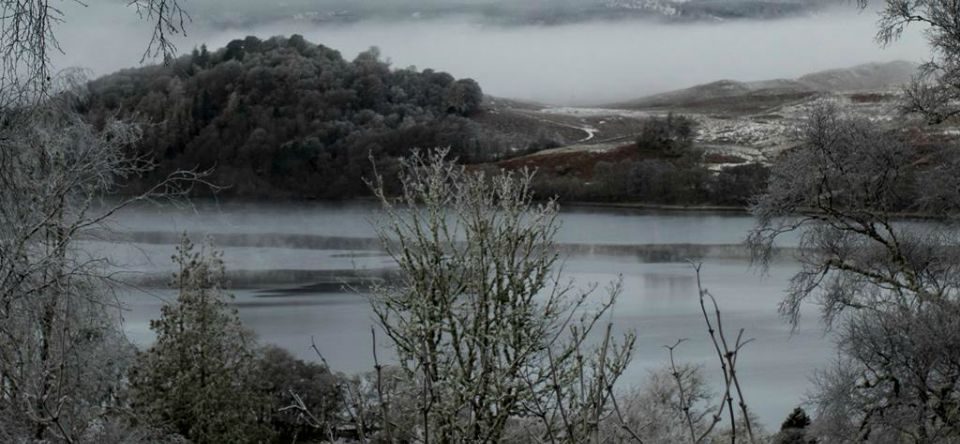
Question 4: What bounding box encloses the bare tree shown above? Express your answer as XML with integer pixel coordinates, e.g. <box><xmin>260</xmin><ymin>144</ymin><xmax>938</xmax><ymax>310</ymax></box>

<box><xmin>615</xmin><ymin>266</ymin><xmax>758</xmax><ymax>444</ymax></box>
<box><xmin>749</xmin><ymin>102</ymin><xmax>960</xmax><ymax>440</ymax></box>
<box><xmin>747</xmin><ymin>102</ymin><xmax>954</xmax><ymax>326</ymax></box>
<box><xmin>368</xmin><ymin>149</ymin><xmax>636</xmax><ymax>443</ymax></box>
<box><xmin>0</xmin><ymin>1</ymin><xmax>207</xmax><ymax>440</ymax></box>
<box><xmin>605</xmin><ymin>362</ymin><xmax>714</xmax><ymax>444</ymax></box>
<box><xmin>0</xmin><ymin>0</ymin><xmax>188</xmax><ymax>104</ymax></box>
<box><xmin>0</xmin><ymin>71</ymin><xmax>208</xmax><ymax>442</ymax></box>
<box><xmin>808</xmin><ymin>300</ymin><xmax>960</xmax><ymax>442</ymax></box>
<box><xmin>865</xmin><ymin>0</ymin><xmax>960</xmax><ymax>123</ymax></box>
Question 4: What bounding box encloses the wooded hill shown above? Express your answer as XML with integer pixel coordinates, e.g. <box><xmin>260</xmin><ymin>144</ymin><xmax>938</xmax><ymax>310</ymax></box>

<box><xmin>85</xmin><ymin>35</ymin><xmax>484</xmax><ymax>198</ymax></box>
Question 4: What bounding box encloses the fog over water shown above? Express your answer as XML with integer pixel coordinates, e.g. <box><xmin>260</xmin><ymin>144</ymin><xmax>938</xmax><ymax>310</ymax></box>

<box><xmin>57</xmin><ymin>2</ymin><xmax>928</xmax><ymax>104</ymax></box>
<box><xmin>99</xmin><ymin>202</ymin><xmax>824</xmax><ymax>429</ymax></box>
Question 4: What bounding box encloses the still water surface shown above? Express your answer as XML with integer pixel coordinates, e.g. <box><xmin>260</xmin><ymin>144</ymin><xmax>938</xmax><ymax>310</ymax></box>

<box><xmin>97</xmin><ymin>201</ymin><xmax>827</xmax><ymax>429</ymax></box>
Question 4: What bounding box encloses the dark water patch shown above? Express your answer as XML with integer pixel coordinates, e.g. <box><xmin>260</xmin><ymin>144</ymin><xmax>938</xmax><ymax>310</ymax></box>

<box><xmin>231</xmin><ymin>297</ymin><xmax>366</xmax><ymax>309</ymax></box>
<box><xmin>330</xmin><ymin>251</ymin><xmax>390</xmax><ymax>258</ymax></box>
<box><xmin>88</xmin><ymin>230</ymin><xmax>384</xmax><ymax>251</ymax></box>
<box><xmin>255</xmin><ymin>276</ymin><xmax>392</xmax><ymax>296</ymax></box>
<box><xmin>556</xmin><ymin>243</ymin><xmax>796</xmax><ymax>262</ymax></box>
<box><xmin>129</xmin><ymin>268</ymin><xmax>396</xmax><ymax>289</ymax></box>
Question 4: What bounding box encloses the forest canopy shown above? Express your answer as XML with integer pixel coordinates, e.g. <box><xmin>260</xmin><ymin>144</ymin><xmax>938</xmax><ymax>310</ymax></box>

<box><xmin>84</xmin><ymin>35</ymin><xmax>484</xmax><ymax>198</ymax></box>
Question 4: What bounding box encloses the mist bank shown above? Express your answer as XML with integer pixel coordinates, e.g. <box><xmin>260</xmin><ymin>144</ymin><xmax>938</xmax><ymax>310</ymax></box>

<box><xmin>102</xmin><ymin>0</ymin><xmax>837</xmax><ymax>29</ymax></box>
<box><xmin>57</xmin><ymin>3</ymin><xmax>928</xmax><ymax>105</ymax></box>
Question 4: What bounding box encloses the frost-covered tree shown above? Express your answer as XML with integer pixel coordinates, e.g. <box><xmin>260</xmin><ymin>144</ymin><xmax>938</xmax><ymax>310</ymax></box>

<box><xmin>0</xmin><ymin>0</ymin><xmax>188</xmax><ymax>103</ymax></box>
<box><xmin>0</xmin><ymin>1</ymin><xmax>210</xmax><ymax>442</ymax></box>
<box><xmin>750</xmin><ymin>103</ymin><xmax>960</xmax><ymax>441</ymax></box>
<box><xmin>255</xmin><ymin>345</ymin><xmax>342</xmax><ymax>443</ymax></box>
<box><xmin>749</xmin><ymin>102</ymin><xmax>941</xmax><ymax>325</ymax></box>
<box><xmin>636</xmin><ymin>113</ymin><xmax>698</xmax><ymax>157</ymax></box>
<box><xmin>604</xmin><ymin>365</ymin><xmax>713</xmax><ymax>444</ymax></box>
<box><xmin>0</xmin><ymin>74</ymin><xmax>206</xmax><ymax>442</ymax></box>
<box><xmin>808</xmin><ymin>301</ymin><xmax>960</xmax><ymax>442</ymax></box>
<box><xmin>368</xmin><ymin>149</ymin><xmax>635</xmax><ymax>443</ymax></box>
<box><xmin>443</xmin><ymin>78</ymin><xmax>483</xmax><ymax>115</ymax></box>
<box><xmin>129</xmin><ymin>237</ymin><xmax>272</xmax><ymax>444</ymax></box>
<box><xmin>865</xmin><ymin>0</ymin><xmax>960</xmax><ymax>123</ymax></box>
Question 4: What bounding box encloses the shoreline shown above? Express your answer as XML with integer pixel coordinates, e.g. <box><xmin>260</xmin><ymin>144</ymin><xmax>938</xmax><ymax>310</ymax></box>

<box><xmin>111</xmin><ymin>194</ymin><xmax>753</xmax><ymax>213</ymax></box>
<box><xmin>559</xmin><ymin>200</ymin><xmax>750</xmax><ymax>213</ymax></box>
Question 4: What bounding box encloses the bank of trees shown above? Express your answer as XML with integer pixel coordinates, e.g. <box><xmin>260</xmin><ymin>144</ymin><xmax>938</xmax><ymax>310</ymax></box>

<box><xmin>84</xmin><ymin>35</ymin><xmax>486</xmax><ymax>199</ymax></box>
<box><xmin>636</xmin><ymin>113</ymin><xmax>698</xmax><ymax>158</ymax></box>
<box><xmin>531</xmin><ymin>128</ymin><xmax>770</xmax><ymax>207</ymax></box>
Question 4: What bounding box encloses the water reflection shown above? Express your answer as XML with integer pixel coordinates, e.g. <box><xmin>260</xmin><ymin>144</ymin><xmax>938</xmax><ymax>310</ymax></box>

<box><xmin>106</xmin><ymin>201</ymin><xmax>826</xmax><ymax>428</ymax></box>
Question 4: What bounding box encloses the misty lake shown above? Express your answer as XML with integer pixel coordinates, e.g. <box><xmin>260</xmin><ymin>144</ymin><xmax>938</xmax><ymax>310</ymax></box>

<box><xmin>93</xmin><ymin>201</ymin><xmax>829</xmax><ymax>429</ymax></box>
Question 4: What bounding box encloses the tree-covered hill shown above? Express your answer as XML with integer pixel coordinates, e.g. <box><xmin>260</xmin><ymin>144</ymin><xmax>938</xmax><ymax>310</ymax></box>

<box><xmin>85</xmin><ymin>35</ymin><xmax>484</xmax><ymax>198</ymax></box>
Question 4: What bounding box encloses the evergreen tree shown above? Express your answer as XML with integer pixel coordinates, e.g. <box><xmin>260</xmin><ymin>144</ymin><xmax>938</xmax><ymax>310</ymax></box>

<box><xmin>773</xmin><ymin>406</ymin><xmax>814</xmax><ymax>444</ymax></box>
<box><xmin>130</xmin><ymin>236</ymin><xmax>272</xmax><ymax>443</ymax></box>
<box><xmin>781</xmin><ymin>407</ymin><xmax>811</xmax><ymax>430</ymax></box>
<box><xmin>197</xmin><ymin>44</ymin><xmax>211</xmax><ymax>68</ymax></box>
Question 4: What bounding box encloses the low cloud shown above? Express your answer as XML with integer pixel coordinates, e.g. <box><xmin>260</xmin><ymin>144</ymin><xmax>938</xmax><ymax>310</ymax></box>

<box><xmin>56</xmin><ymin>2</ymin><xmax>929</xmax><ymax>105</ymax></box>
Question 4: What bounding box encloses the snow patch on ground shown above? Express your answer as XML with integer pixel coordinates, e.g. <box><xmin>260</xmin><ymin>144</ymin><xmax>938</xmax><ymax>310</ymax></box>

<box><xmin>540</xmin><ymin>107</ymin><xmax>657</xmax><ymax>119</ymax></box>
<box><xmin>578</xmin><ymin>125</ymin><xmax>598</xmax><ymax>143</ymax></box>
<box><xmin>525</xmin><ymin>90</ymin><xmax>943</xmax><ymax>166</ymax></box>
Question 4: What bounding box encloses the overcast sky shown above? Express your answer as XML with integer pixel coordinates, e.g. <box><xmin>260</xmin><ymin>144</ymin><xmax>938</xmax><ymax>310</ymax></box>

<box><xmin>55</xmin><ymin>1</ymin><xmax>929</xmax><ymax>105</ymax></box>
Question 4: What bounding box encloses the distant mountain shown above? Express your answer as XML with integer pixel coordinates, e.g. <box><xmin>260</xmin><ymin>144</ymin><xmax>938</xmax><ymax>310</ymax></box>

<box><xmin>796</xmin><ymin>60</ymin><xmax>919</xmax><ymax>91</ymax></box>
<box><xmin>610</xmin><ymin>61</ymin><xmax>918</xmax><ymax>111</ymax></box>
